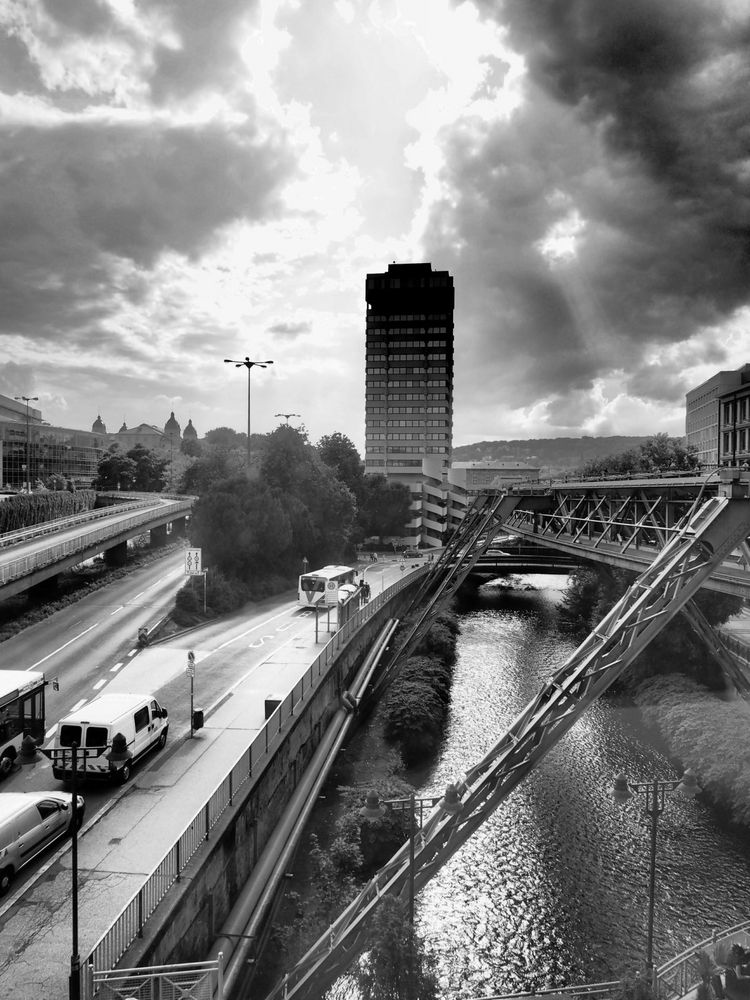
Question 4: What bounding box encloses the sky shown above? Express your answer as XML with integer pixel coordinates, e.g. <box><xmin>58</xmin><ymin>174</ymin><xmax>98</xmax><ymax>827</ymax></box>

<box><xmin>1</xmin><ymin>0</ymin><xmax>749</xmax><ymax>454</ymax></box>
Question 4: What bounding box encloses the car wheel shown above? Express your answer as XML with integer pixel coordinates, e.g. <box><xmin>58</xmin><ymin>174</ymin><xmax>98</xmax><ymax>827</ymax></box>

<box><xmin>118</xmin><ymin>763</ymin><xmax>131</xmax><ymax>784</ymax></box>
<box><xmin>0</xmin><ymin>755</ymin><xmax>12</xmax><ymax>780</ymax></box>
<box><xmin>0</xmin><ymin>868</ymin><xmax>13</xmax><ymax>895</ymax></box>
<box><xmin>157</xmin><ymin>728</ymin><xmax>168</xmax><ymax>750</ymax></box>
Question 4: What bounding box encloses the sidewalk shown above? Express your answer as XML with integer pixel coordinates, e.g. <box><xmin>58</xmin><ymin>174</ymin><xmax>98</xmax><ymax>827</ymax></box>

<box><xmin>0</xmin><ymin>609</ymin><xmax>340</xmax><ymax>998</ymax></box>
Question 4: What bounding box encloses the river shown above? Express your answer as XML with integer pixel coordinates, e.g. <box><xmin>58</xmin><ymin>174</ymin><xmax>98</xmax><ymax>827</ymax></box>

<box><xmin>409</xmin><ymin>574</ymin><xmax>750</xmax><ymax>998</ymax></box>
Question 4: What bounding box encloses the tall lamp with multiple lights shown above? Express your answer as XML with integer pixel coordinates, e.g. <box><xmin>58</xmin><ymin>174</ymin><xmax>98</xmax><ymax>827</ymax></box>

<box><xmin>610</xmin><ymin>768</ymin><xmax>701</xmax><ymax>988</ymax></box>
<box><xmin>223</xmin><ymin>358</ymin><xmax>273</xmax><ymax>471</ymax></box>
<box><xmin>14</xmin><ymin>394</ymin><xmax>38</xmax><ymax>493</ymax></box>
<box><xmin>275</xmin><ymin>412</ymin><xmax>301</xmax><ymax>424</ymax></box>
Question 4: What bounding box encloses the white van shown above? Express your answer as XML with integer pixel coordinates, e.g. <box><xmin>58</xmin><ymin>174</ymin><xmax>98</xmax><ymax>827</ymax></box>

<box><xmin>0</xmin><ymin>790</ymin><xmax>84</xmax><ymax>894</ymax></box>
<box><xmin>51</xmin><ymin>693</ymin><xmax>169</xmax><ymax>784</ymax></box>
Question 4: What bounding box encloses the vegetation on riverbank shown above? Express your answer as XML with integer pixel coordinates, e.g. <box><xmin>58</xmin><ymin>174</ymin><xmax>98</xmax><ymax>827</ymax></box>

<box><xmin>561</xmin><ymin>557</ymin><xmax>750</xmax><ymax>828</ymax></box>
<box><xmin>561</xmin><ymin>564</ymin><xmax>742</xmax><ymax>692</ymax></box>
<box><xmin>633</xmin><ymin>673</ymin><xmax>750</xmax><ymax>827</ymax></box>
<box><xmin>262</xmin><ymin>611</ymin><xmax>460</xmax><ymax>998</ymax></box>
<box><xmin>381</xmin><ymin>611</ymin><xmax>460</xmax><ymax>764</ymax></box>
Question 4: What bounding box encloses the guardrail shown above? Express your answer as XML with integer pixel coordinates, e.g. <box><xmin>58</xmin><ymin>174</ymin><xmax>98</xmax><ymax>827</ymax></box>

<box><xmin>657</xmin><ymin>920</ymin><xmax>750</xmax><ymax>999</ymax></box>
<box><xmin>0</xmin><ymin>498</ymin><xmax>193</xmax><ymax>587</ymax></box>
<box><xmin>0</xmin><ymin>499</ymin><xmax>156</xmax><ymax>548</ymax></box>
<box><xmin>85</xmin><ymin>567</ymin><xmax>428</xmax><ymax>975</ymax></box>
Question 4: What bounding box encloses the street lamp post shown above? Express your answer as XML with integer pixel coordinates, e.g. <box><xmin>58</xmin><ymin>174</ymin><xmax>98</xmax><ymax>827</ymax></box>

<box><xmin>274</xmin><ymin>412</ymin><xmax>301</xmax><ymax>424</ymax></box>
<box><xmin>223</xmin><ymin>357</ymin><xmax>274</xmax><ymax>472</ymax></box>
<box><xmin>38</xmin><ymin>742</ymin><xmax>104</xmax><ymax>1000</ymax></box>
<box><xmin>610</xmin><ymin>768</ymin><xmax>701</xmax><ymax>988</ymax></box>
<box><xmin>14</xmin><ymin>395</ymin><xmax>38</xmax><ymax>493</ymax></box>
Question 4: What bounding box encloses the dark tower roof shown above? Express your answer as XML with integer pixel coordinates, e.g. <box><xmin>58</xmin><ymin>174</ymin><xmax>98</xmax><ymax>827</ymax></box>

<box><xmin>164</xmin><ymin>411</ymin><xmax>181</xmax><ymax>436</ymax></box>
<box><xmin>119</xmin><ymin>421</ymin><xmax>128</xmax><ymax>433</ymax></box>
<box><xmin>183</xmin><ymin>418</ymin><xmax>198</xmax><ymax>440</ymax></box>
<box><xmin>92</xmin><ymin>414</ymin><xmax>107</xmax><ymax>434</ymax></box>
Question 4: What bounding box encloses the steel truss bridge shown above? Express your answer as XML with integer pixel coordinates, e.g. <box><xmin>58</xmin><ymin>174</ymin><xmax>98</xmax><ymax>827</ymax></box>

<box><xmin>265</xmin><ymin>470</ymin><xmax>750</xmax><ymax>1000</ymax></box>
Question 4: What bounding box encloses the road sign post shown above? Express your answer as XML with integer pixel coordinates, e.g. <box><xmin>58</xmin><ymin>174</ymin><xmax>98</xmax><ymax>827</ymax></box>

<box><xmin>187</xmin><ymin>650</ymin><xmax>196</xmax><ymax>737</ymax></box>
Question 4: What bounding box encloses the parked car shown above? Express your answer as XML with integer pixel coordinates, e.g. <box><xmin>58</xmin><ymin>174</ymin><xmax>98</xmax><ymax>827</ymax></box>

<box><xmin>51</xmin><ymin>692</ymin><xmax>169</xmax><ymax>784</ymax></box>
<box><xmin>0</xmin><ymin>790</ymin><xmax>85</xmax><ymax>894</ymax></box>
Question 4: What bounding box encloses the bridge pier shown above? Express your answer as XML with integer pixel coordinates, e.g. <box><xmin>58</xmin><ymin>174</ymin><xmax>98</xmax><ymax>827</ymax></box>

<box><xmin>150</xmin><ymin>524</ymin><xmax>168</xmax><ymax>548</ymax></box>
<box><xmin>105</xmin><ymin>542</ymin><xmax>128</xmax><ymax>567</ymax></box>
<box><xmin>170</xmin><ymin>517</ymin><xmax>187</xmax><ymax>538</ymax></box>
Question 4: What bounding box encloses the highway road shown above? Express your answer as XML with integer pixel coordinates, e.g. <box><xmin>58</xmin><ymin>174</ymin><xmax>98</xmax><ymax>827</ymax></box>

<box><xmin>0</xmin><ymin>547</ymin><xmax>188</xmax><ymax>735</ymax></box>
<box><xmin>0</xmin><ymin>557</ymin><xmax>412</xmax><ymax>906</ymax></box>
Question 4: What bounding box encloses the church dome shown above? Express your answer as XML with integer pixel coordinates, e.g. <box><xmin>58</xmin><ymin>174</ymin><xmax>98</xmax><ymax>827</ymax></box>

<box><xmin>183</xmin><ymin>418</ymin><xmax>198</xmax><ymax>440</ymax></box>
<box><xmin>92</xmin><ymin>414</ymin><xmax>107</xmax><ymax>434</ymax></box>
<box><xmin>119</xmin><ymin>421</ymin><xmax>128</xmax><ymax>433</ymax></box>
<box><xmin>164</xmin><ymin>411</ymin><xmax>181</xmax><ymax>437</ymax></box>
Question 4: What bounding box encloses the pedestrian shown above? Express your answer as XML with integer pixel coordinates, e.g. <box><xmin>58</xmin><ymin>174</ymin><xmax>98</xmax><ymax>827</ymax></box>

<box><xmin>363</xmin><ymin>581</ymin><xmax>371</xmax><ymax>602</ymax></box>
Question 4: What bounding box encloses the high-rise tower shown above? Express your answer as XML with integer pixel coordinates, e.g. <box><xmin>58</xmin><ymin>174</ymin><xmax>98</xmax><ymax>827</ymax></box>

<box><xmin>364</xmin><ymin>262</ymin><xmax>454</xmax><ymax>490</ymax></box>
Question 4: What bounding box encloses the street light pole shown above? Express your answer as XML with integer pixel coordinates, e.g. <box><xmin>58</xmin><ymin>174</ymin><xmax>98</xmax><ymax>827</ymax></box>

<box><xmin>274</xmin><ymin>412</ymin><xmax>301</xmax><ymax>425</ymax></box>
<box><xmin>610</xmin><ymin>769</ymin><xmax>700</xmax><ymax>989</ymax></box>
<box><xmin>14</xmin><ymin>395</ymin><xmax>38</xmax><ymax>493</ymax></box>
<box><xmin>224</xmin><ymin>357</ymin><xmax>274</xmax><ymax>473</ymax></box>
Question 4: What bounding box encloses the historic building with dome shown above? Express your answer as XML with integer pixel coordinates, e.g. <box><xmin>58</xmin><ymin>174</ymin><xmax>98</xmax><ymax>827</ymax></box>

<box><xmin>0</xmin><ymin>395</ymin><xmax>200</xmax><ymax>491</ymax></box>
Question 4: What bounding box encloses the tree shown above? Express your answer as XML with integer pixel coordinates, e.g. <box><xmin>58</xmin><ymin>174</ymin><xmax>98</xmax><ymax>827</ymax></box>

<box><xmin>578</xmin><ymin>433</ymin><xmax>699</xmax><ymax>478</ymax></box>
<box><xmin>127</xmin><ymin>444</ymin><xmax>168</xmax><ymax>492</ymax></box>
<box><xmin>359</xmin><ymin>475</ymin><xmax>411</xmax><ymax>541</ymax></box>
<box><xmin>203</xmin><ymin>426</ymin><xmax>246</xmax><ymax>450</ymax></box>
<box><xmin>93</xmin><ymin>452</ymin><xmax>137</xmax><ymax>490</ymax></box>
<box><xmin>180</xmin><ymin>437</ymin><xmax>202</xmax><ymax>457</ymax></box>
<box><xmin>178</xmin><ymin>448</ymin><xmax>245</xmax><ymax>495</ymax></box>
<box><xmin>354</xmin><ymin>895</ymin><xmax>439</xmax><ymax>1000</ymax></box>
<box><xmin>318</xmin><ymin>433</ymin><xmax>364</xmax><ymax>499</ymax></box>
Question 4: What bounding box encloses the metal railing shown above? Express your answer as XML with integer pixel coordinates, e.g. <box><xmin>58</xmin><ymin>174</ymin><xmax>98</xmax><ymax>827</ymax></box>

<box><xmin>0</xmin><ymin>498</ymin><xmax>193</xmax><ymax>586</ymax></box>
<box><xmin>657</xmin><ymin>920</ymin><xmax>750</xmax><ymax>999</ymax></box>
<box><xmin>0</xmin><ymin>498</ymin><xmax>155</xmax><ymax>548</ymax></box>
<box><xmin>85</xmin><ymin>567</ymin><xmax>428</xmax><ymax>975</ymax></box>
<box><xmin>84</xmin><ymin>957</ymin><xmax>223</xmax><ymax>1000</ymax></box>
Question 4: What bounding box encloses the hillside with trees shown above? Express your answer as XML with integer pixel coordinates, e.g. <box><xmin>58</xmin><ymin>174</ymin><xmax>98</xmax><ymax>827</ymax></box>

<box><xmin>452</xmin><ymin>435</ymin><xmax>653</xmax><ymax>476</ymax></box>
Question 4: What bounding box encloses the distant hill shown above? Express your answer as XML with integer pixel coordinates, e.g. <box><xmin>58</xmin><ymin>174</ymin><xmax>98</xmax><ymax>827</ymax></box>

<box><xmin>452</xmin><ymin>436</ymin><xmax>654</xmax><ymax>477</ymax></box>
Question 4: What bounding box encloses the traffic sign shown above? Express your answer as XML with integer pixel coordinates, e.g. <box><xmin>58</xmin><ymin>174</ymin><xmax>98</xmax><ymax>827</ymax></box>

<box><xmin>324</xmin><ymin>580</ymin><xmax>339</xmax><ymax>605</ymax></box>
<box><xmin>185</xmin><ymin>549</ymin><xmax>202</xmax><ymax>575</ymax></box>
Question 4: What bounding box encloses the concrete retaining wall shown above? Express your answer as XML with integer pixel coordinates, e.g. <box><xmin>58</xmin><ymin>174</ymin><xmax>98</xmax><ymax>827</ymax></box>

<box><xmin>119</xmin><ymin>580</ymin><xmax>419</xmax><ymax>971</ymax></box>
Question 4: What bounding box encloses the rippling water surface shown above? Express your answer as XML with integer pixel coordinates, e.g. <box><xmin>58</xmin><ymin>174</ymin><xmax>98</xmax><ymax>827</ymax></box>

<box><xmin>413</xmin><ymin>576</ymin><xmax>750</xmax><ymax>997</ymax></box>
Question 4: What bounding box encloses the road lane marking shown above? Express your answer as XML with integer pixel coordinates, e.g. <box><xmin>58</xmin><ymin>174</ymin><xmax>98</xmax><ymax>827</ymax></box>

<box><xmin>27</xmin><ymin>622</ymin><xmax>100</xmax><ymax>671</ymax></box>
<box><xmin>70</xmin><ymin>698</ymin><xmax>87</xmax><ymax>712</ymax></box>
<box><xmin>212</xmin><ymin>604</ymin><xmax>298</xmax><ymax>652</ymax></box>
<box><xmin>127</xmin><ymin>648</ymin><xmax>137</xmax><ymax>656</ymax></box>
<box><xmin>110</xmin><ymin>662</ymin><xmax>123</xmax><ymax>672</ymax></box>
<box><xmin>132</xmin><ymin>591</ymin><xmax>145</xmax><ymax>600</ymax></box>
<box><xmin>110</xmin><ymin>606</ymin><xmax>124</xmax><ymax>616</ymax></box>
<box><xmin>93</xmin><ymin>679</ymin><xmax>106</xmax><ymax>690</ymax></box>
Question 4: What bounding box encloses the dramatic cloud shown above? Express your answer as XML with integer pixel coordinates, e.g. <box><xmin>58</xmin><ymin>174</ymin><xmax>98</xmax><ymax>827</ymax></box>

<box><xmin>1</xmin><ymin>0</ymin><xmax>749</xmax><ymax>449</ymax></box>
<box><xmin>426</xmin><ymin>0</ymin><xmax>750</xmax><ymax>436</ymax></box>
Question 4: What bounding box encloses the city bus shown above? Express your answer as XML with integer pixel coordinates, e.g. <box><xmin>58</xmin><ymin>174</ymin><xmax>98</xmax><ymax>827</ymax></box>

<box><xmin>0</xmin><ymin>670</ymin><xmax>46</xmax><ymax>777</ymax></box>
<box><xmin>298</xmin><ymin>565</ymin><xmax>356</xmax><ymax>607</ymax></box>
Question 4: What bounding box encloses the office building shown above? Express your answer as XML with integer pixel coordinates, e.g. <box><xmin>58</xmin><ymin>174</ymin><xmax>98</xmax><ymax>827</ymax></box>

<box><xmin>364</xmin><ymin>262</ymin><xmax>454</xmax><ymax>490</ymax></box>
<box><xmin>686</xmin><ymin>368</ymin><xmax>748</xmax><ymax>467</ymax></box>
